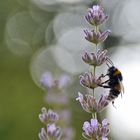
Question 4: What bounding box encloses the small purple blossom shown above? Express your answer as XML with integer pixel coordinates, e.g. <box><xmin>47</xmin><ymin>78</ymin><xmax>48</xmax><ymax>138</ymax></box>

<box><xmin>82</xmin><ymin>119</ymin><xmax>110</xmax><ymax>140</ymax></box>
<box><xmin>84</xmin><ymin>29</ymin><xmax>110</xmax><ymax>44</ymax></box>
<box><xmin>39</xmin><ymin>107</ymin><xmax>59</xmax><ymax>124</ymax></box>
<box><xmin>85</xmin><ymin>5</ymin><xmax>108</xmax><ymax>26</ymax></box>
<box><xmin>76</xmin><ymin>92</ymin><xmax>110</xmax><ymax>113</ymax></box>
<box><xmin>82</xmin><ymin>49</ymin><xmax>108</xmax><ymax>66</ymax></box>
<box><xmin>80</xmin><ymin>72</ymin><xmax>102</xmax><ymax>89</ymax></box>
<box><xmin>40</xmin><ymin>72</ymin><xmax>71</xmax><ymax>90</ymax></box>
<box><xmin>39</xmin><ymin>124</ymin><xmax>61</xmax><ymax>140</ymax></box>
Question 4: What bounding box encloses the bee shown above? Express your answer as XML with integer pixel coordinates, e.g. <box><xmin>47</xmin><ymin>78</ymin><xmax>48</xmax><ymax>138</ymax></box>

<box><xmin>99</xmin><ymin>60</ymin><xmax>124</xmax><ymax>105</ymax></box>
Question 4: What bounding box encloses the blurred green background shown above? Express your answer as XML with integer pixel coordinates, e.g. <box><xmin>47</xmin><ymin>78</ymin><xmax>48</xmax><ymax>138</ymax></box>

<box><xmin>0</xmin><ymin>0</ymin><xmax>90</xmax><ymax>140</ymax></box>
<box><xmin>0</xmin><ymin>1</ymin><xmax>44</xmax><ymax>140</ymax></box>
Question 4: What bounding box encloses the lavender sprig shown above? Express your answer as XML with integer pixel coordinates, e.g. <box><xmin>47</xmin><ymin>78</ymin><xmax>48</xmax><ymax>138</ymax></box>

<box><xmin>39</xmin><ymin>72</ymin><xmax>75</xmax><ymax>140</ymax></box>
<box><xmin>39</xmin><ymin>107</ymin><xmax>62</xmax><ymax>140</ymax></box>
<box><xmin>76</xmin><ymin>2</ymin><xmax>112</xmax><ymax>140</ymax></box>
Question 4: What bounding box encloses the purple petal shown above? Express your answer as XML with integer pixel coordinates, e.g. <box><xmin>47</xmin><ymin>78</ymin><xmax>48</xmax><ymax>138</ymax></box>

<box><xmin>102</xmin><ymin>119</ymin><xmax>109</xmax><ymax>127</ymax></box>
<box><xmin>91</xmin><ymin>119</ymin><xmax>98</xmax><ymax>129</ymax></box>
<box><xmin>83</xmin><ymin>121</ymin><xmax>90</xmax><ymax>131</ymax></box>
<box><xmin>40</xmin><ymin>72</ymin><xmax>53</xmax><ymax>88</ymax></box>
<box><xmin>102</xmin><ymin>137</ymin><xmax>108</xmax><ymax>140</ymax></box>
<box><xmin>76</xmin><ymin>92</ymin><xmax>84</xmax><ymax>102</ymax></box>
<box><xmin>99</xmin><ymin>30</ymin><xmax>111</xmax><ymax>42</ymax></box>
<box><xmin>47</xmin><ymin>124</ymin><xmax>56</xmax><ymax>134</ymax></box>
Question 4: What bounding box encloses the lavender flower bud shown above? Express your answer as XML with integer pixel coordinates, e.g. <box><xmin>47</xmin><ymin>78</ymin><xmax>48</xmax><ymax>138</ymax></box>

<box><xmin>39</xmin><ymin>124</ymin><xmax>61</xmax><ymax>140</ymax></box>
<box><xmin>76</xmin><ymin>92</ymin><xmax>109</xmax><ymax>113</ymax></box>
<box><xmin>84</xmin><ymin>29</ymin><xmax>110</xmax><ymax>45</ymax></box>
<box><xmin>80</xmin><ymin>72</ymin><xmax>102</xmax><ymax>89</ymax></box>
<box><xmin>99</xmin><ymin>119</ymin><xmax>110</xmax><ymax>140</ymax></box>
<box><xmin>82</xmin><ymin>49</ymin><xmax>108</xmax><ymax>66</ymax></box>
<box><xmin>39</xmin><ymin>107</ymin><xmax>59</xmax><ymax>124</ymax></box>
<box><xmin>82</xmin><ymin>118</ymin><xmax>110</xmax><ymax>140</ymax></box>
<box><xmin>85</xmin><ymin>5</ymin><xmax>108</xmax><ymax>26</ymax></box>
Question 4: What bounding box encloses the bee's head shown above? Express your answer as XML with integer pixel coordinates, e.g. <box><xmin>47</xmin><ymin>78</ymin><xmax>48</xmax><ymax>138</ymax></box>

<box><xmin>108</xmin><ymin>66</ymin><xmax>117</xmax><ymax>73</ymax></box>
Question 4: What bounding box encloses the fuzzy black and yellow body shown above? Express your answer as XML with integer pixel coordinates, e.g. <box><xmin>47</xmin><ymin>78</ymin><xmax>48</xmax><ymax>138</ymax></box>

<box><xmin>99</xmin><ymin>66</ymin><xmax>124</xmax><ymax>104</ymax></box>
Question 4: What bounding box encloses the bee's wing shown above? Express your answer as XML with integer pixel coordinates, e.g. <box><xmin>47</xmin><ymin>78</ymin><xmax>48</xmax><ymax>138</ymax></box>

<box><xmin>119</xmin><ymin>80</ymin><xmax>124</xmax><ymax>94</ymax></box>
<box><xmin>118</xmin><ymin>79</ymin><xmax>124</xmax><ymax>98</ymax></box>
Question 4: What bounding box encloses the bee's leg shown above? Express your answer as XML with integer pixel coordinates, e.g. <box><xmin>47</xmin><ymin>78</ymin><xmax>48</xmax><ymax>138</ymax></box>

<box><xmin>98</xmin><ymin>74</ymin><xmax>108</xmax><ymax>79</ymax></box>
<box><xmin>98</xmin><ymin>84</ymin><xmax>111</xmax><ymax>88</ymax></box>
<box><xmin>112</xmin><ymin>101</ymin><xmax>117</xmax><ymax>109</ymax></box>
<box><xmin>100</xmin><ymin>79</ymin><xmax>110</xmax><ymax>84</ymax></box>
<box><xmin>98</xmin><ymin>75</ymin><xmax>110</xmax><ymax>86</ymax></box>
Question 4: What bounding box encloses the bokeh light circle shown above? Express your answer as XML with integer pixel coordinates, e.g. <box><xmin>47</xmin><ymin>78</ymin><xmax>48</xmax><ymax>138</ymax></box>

<box><xmin>5</xmin><ymin>11</ymin><xmax>38</xmax><ymax>56</ymax></box>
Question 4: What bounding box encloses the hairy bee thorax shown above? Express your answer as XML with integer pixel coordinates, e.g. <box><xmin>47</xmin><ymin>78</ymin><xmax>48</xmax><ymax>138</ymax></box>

<box><xmin>98</xmin><ymin>65</ymin><xmax>124</xmax><ymax>104</ymax></box>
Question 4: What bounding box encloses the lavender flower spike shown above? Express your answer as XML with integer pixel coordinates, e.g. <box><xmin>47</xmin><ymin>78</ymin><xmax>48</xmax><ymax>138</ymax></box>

<box><xmin>82</xmin><ymin>49</ymin><xmax>108</xmax><ymax>66</ymax></box>
<box><xmin>84</xmin><ymin>29</ymin><xmax>111</xmax><ymax>45</ymax></box>
<box><xmin>39</xmin><ymin>107</ymin><xmax>59</xmax><ymax>124</ymax></box>
<box><xmin>82</xmin><ymin>118</ymin><xmax>110</xmax><ymax>140</ymax></box>
<box><xmin>85</xmin><ymin>5</ymin><xmax>108</xmax><ymax>26</ymax></box>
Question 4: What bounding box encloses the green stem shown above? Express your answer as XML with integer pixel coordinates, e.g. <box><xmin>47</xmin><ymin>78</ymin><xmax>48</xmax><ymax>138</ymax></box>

<box><xmin>94</xmin><ymin>112</ymin><xmax>97</xmax><ymax>119</ymax></box>
<box><xmin>92</xmin><ymin>65</ymin><xmax>96</xmax><ymax>96</ymax></box>
<box><xmin>93</xmin><ymin>65</ymin><xmax>96</xmax><ymax>76</ymax></box>
<box><xmin>92</xmin><ymin>112</ymin><xmax>97</xmax><ymax>119</ymax></box>
<box><xmin>95</xmin><ymin>44</ymin><xmax>98</xmax><ymax>53</ymax></box>
<box><xmin>95</xmin><ymin>25</ymin><xmax>99</xmax><ymax>32</ymax></box>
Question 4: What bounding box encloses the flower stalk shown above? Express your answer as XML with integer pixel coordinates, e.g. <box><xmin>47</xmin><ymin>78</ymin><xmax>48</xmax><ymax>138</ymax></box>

<box><xmin>76</xmin><ymin>2</ymin><xmax>114</xmax><ymax>140</ymax></box>
<box><xmin>39</xmin><ymin>73</ymin><xmax>75</xmax><ymax>140</ymax></box>
<box><xmin>39</xmin><ymin>107</ymin><xmax>61</xmax><ymax>140</ymax></box>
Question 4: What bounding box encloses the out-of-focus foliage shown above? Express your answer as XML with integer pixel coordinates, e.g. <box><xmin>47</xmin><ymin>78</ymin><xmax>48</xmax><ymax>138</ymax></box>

<box><xmin>0</xmin><ymin>0</ymin><xmax>47</xmax><ymax>140</ymax></box>
<box><xmin>0</xmin><ymin>0</ymin><xmax>91</xmax><ymax>140</ymax></box>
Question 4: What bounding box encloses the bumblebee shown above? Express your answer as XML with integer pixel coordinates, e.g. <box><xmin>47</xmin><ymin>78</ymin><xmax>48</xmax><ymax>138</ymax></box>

<box><xmin>99</xmin><ymin>64</ymin><xmax>124</xmax><ymax>105</ymax></box>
